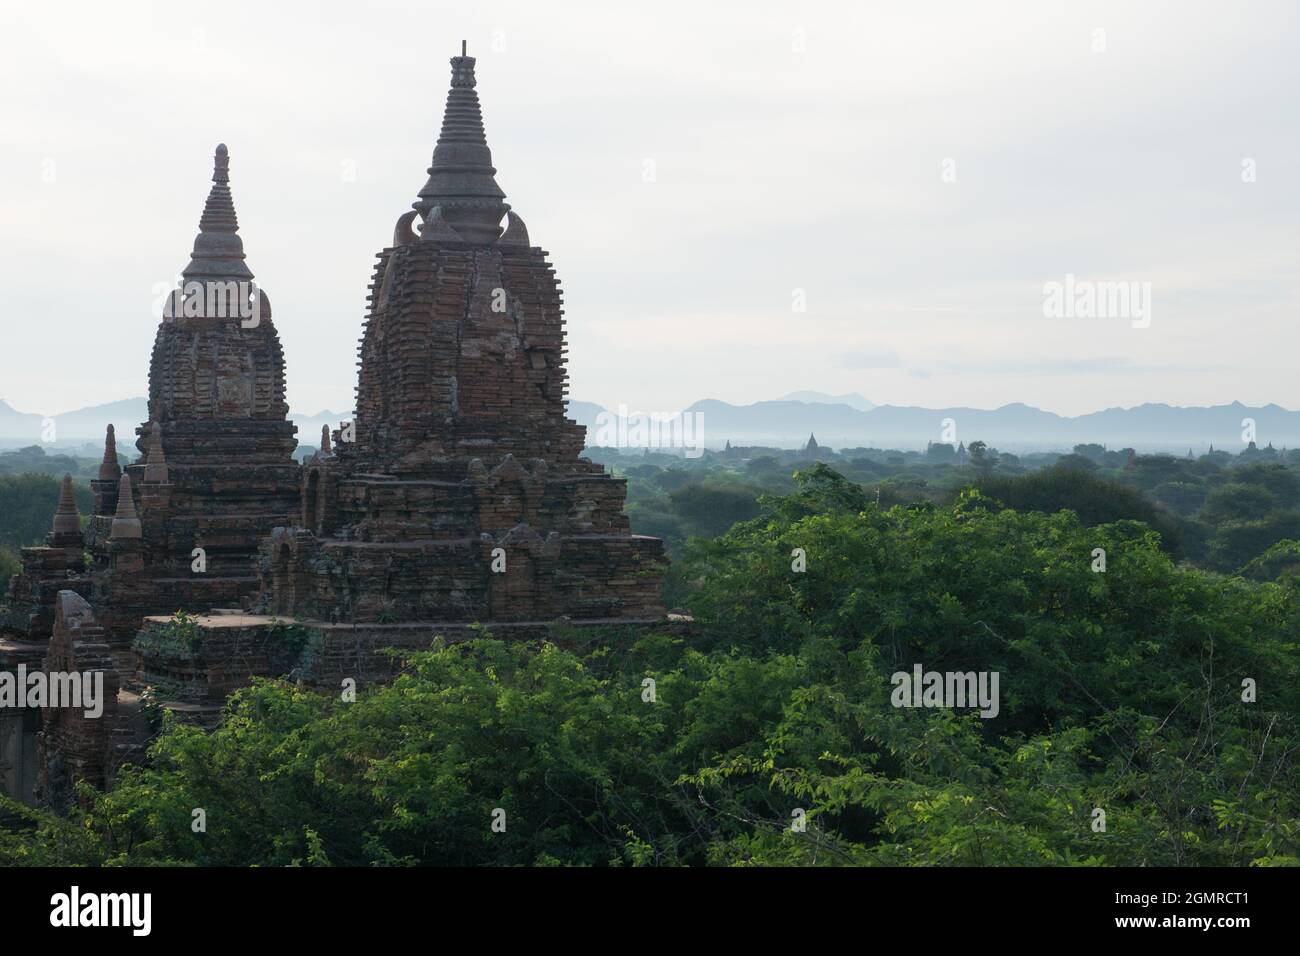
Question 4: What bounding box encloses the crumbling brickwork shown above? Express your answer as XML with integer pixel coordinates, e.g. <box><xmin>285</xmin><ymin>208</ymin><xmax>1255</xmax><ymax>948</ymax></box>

<box><xmin>259</xmin><ymin>51</ymin><xmax>666</xmax><ymax>629</ymax></box>
<box><xmin>1</xmin><ymin>55</ymin><xmax>671</xmax><ymax>807</ymax></box>
<box><xmin>0</xmin><ymin>146</ymin><xmax>300</xmax><ymax>803</ymax></box>
<box><xmin>34</xmin><ymin>591</ymin><xmax>127</xmax><ymax>811</ymax></box>
<box><xmin>79</xmin><ymin>147</ymin><xmax>301</xmax><ymax>655</ymax></box>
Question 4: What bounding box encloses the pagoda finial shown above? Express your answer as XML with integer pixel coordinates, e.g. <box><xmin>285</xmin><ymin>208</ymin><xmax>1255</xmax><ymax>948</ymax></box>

<box><xmin>98</xmin><ymin>423</ymin><xmax>121</xmax><ymax>481</ymax></box>
<box><xmin>213</xmin><ymin>142</ymin><xmax>230</xmax><ymax>185</ymax></box>
<box><xmin>182</xmin><ymin>143</ymin><xmax>253</xmax><ymax>282</ymax></box>
<box><xmin>143</xmin><ymin>422</ymin><xmax>169</xmax><ymax>483</ymax></box>
<box><xmin>414</xmin><ymin>47</ymin><xmax>510</xmax><ymax>243</ymax></box>
<box><xmin>110</xmin><ymin>472</ymin><xmax>142</xmax><ymax>539</ymax></box>
<box><xmin>51</xmin><ymin>473</ymin><xmax>82</xmax><ymax>542</ymax></box>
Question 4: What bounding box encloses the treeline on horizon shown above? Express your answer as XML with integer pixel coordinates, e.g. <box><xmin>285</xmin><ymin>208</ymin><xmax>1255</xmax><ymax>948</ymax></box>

<box><xmin>5</xmin><ymin>437</ymin><xmax>1300</xmax><ymax>609</ymax></box>
<box><xmin>609</xmin><ymin>439</ymin><xmax>1300</xmax><ymax>581</ymax></box>
<box><xmin>1</xmin><ymin>450</ymin><xmax>1297</xmax><ymax>866</ymax></box>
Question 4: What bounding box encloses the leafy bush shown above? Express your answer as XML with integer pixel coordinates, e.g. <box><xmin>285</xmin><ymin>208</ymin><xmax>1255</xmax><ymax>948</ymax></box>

<box><xmin>960</xmin><ymin>464</ymin><xmax>1184</xmax><ymax>556</ymax></box>
<box><xmin>8</xmin><ymin>466</ymin><xmax>1295</xmax><ymax>867</ymax></box>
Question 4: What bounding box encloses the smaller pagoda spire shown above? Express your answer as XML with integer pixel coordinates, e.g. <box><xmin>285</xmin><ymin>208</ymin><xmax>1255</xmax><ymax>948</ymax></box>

<box><xmin>182</xmin><ymin>144</ymin><xmax>253</xmax><ymax>282</ymax></box>
<box><xmin>143</xmin><ymin>423</ymin><xmax>169</xmax><ymax>483</ymax></box>
<box><xmin>321</xmin><ymin>424</ymin><xmax>333</xmax><ymax>457</ymax></box>
<box><xmin>110</xmin><ymin>472</ymin><xmax>142</xmax><ymax>539</ymax></box>
<box><xmin>98</xmin><ymin>424</ymin><xmax>122</xmax><ymax>481</ymax></box>
<box><xmin>50</xmin><ymin>474</ymin><xmax>83</xmax><ymax>545</ymax></box>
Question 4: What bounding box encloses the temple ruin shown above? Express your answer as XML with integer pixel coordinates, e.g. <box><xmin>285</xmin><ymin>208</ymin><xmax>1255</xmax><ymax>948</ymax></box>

<box><xmin>267</xmin><ymin>48</ymin><xmax>666</xmax><ymax>628</ymax></box>
<box><xmin>0</xmin><ymin>49</ymin><xmax>669</xmax><ymax>807</ymax></box>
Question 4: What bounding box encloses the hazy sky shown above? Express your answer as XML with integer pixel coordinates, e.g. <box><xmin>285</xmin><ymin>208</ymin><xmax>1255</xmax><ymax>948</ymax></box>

<box><xmin>1</xmin><ymin>0</ymin><xmax>1297</xmax><ymax>419</ymax></box>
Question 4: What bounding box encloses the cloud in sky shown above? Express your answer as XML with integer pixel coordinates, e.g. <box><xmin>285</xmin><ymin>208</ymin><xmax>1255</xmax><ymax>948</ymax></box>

<box><xmin>0</xmin><ymin>0</ymin><xmax>1296</xmax><ymax>419</ymax></box>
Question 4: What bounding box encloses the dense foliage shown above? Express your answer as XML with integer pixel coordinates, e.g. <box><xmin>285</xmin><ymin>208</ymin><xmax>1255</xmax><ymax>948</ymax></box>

<box><xmin>3</xmin><ymin>464</ymin><xmax>1295</xmax><ymax>867</ymax></box>
<box><xmin>612</xmin><ymin>442</ymin><xmax>1300</xmax><ymax>580</ymax></box>
<box><xmin>0</xmin><ymin>445</ymin><xmax>100</xmax><ymax>479</ymax></box>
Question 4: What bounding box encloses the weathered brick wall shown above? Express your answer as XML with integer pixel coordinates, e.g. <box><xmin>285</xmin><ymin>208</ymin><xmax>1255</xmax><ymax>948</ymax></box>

<box><xmin>146</xmin><ymin>315</ymin><xmax>292</xmax><ymax>436</ymax></box>
<box><xmin>36</xmin><ymin>592</ymin><xmax>123</xmax><ymax>810</ymax></box>
<box><xmin>269</xmin><ymin>229</ymin><xmax>667</xmax><ymax>627</ymax></box>
<box><xmin>351</xmin><ymin>243</ymin><xmax>584</xmax><ymax>470</ymax></box>
<box><xmin>0</xmin><ymin>546</ymin><xmax>88</xmax><ymax>639</ymax></box>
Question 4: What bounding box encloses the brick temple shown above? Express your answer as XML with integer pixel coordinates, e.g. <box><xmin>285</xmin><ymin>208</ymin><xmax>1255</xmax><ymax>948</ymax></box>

<box><xmin>271</xmin><ymin>48</ymin><xmax>666</xmax><ymax>627</ymax></box>
<box><xmin>0</xmin><ymin>49</ymin><xmax>670</xmax><ymax>808</ymax></box>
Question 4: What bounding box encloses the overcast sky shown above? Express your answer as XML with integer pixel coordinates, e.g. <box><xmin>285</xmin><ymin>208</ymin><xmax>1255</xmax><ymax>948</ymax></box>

<box><xmin>1</xmin><ymin>0</ymin><xmax>1297</xmax><ymax>419</ymax></box>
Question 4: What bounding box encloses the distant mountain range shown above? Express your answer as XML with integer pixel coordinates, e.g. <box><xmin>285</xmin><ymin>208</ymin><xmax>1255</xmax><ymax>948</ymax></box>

<box><xmin>0</xmin><ymin>398</ymin><xmax>149</xmax><ymax>449</ymax></box>
<box><xmin>566</xmin><ymin>397</ymin><xmax>1300</xmax><ymax>453</ymax></box>
<box><xmin>4</xmin><ymin>394</ymin><xmax>1297</xmax><ymax>454</ymax></box>
<box><xmin>777</xmin><ymin>390</ymin><xmax>876</xmax><ymax>412</ymax></box>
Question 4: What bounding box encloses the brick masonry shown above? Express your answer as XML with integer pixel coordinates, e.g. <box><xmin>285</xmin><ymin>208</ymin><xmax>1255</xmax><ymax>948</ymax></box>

<box><xmin>0</xmin><ymin>55</ymin><xmax>673</xmax><ymax>807</ymax></box>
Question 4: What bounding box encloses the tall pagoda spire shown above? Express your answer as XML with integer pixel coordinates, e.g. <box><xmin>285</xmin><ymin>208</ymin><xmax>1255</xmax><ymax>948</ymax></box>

<box><xmin>183</xmin><ymin>144</ymin><xmax>253</xmax><ymax>282</ymax></box>
<box><xmin>415</xmin><ymin>43</ymin><xmax>509</xmax><ymax>243</ymax></box>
